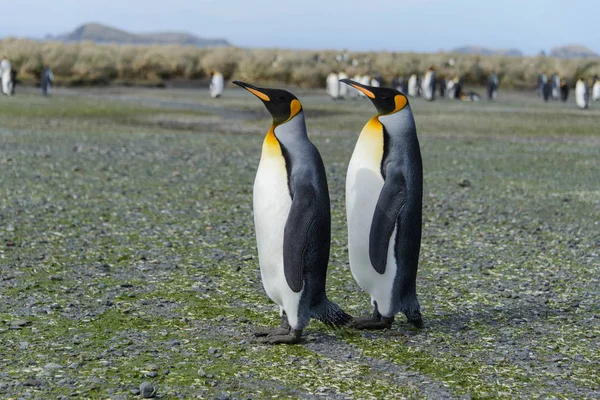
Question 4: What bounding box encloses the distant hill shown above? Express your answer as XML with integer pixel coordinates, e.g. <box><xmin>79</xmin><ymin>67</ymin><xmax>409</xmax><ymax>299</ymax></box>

<box><xmin>549</xmin><ymin>45</ymin><xmax>598</xmax><ymax>59</ymax></box>
<box><xmin>48</xmin><ymin>23</ymin><xmax>230</xmax><ymax>47</ymax></box>
<box><xmin>452</xmin><ymin>46</ymin><xmax>523</xmax><ymax>57</ymax></box>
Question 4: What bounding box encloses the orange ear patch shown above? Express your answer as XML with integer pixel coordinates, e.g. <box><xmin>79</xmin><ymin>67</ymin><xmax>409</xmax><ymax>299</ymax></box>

<box><xmin>393</xmin><ymin>95</ymin><xmax>408</xmax><ymax>112</ymax></box>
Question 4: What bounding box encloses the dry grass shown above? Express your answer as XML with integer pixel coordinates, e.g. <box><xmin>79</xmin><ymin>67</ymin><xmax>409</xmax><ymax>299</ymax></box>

<box><xmin>1</xmin><ymin>38</ymin><xmax>599</xmax><ymax>87</ymax></box>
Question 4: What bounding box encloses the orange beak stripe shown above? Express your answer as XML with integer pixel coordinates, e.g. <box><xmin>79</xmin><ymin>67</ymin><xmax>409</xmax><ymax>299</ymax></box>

<box><xmin>349</xmin><ymin>84</ymin><xmax>375</xmax><ymax>99</ymax></box>
<box><xmin>246</xmin><ymin>87</ymin><xmax>270</xmax><ymax>102</ymax></box>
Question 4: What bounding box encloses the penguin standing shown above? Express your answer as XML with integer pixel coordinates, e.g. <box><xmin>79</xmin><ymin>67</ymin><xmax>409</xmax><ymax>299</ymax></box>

<box><xmin>592</xmin><ymin>75</ymin><xmax>600</xmax><ymax>101</ymax></box>
<box><xmin>437</xmin><ymin>77</ymin><xmax>446</xmax><ymax>98</ymax></box>
<box><xmin>542</xmin><ymin>74</ymin><xmax>551</xmax><ymax>102</ymax></box>
<box><xmin>326</xmin><ymin>71</ymin><xmax>340</xmax><ymax>99</ymax></box>
<box><xmin>551</xmin><ymin>73</ymin><xmax>560</xmax><ymax>100</ymax></box>
<box><xmin>575</xmin><ymin>78</ymin><xmax>589</xmax><ymax>109</ymax></box>
<box><xmin>0</xmin><ymin>56</ymin><xmax>13</xmax><ymax>96</ymax></box>
<box><xmin>338</xmin><ymin>71</ymin><xmax>349</xmax><ymax>99</ymax></box>
<box><xmin>487</xmin><ymin>73</ymin><xmax>499</xmax><ymax>100</ymax></box>
<box><xmin>407</xmin><ymin>74</ymin><xmax>418</xmax><ymax>97</ymax></box>
<box><xmin>421</xmin><ymin>68</ymin><xmax>436</xmax><ymax>101</ymax></box>
<box><xmin>41</xmin><ymin>67</ymin><xmax>54</xmax><ymax>96</ymax></box>
<box><xmin>209</xmin><ymin>70</ymin><xmax>224</xmax><ymax>98</ymax></box>
<box><xmin>340</xmin><ymin>79</ymin><xmax>424</xmax><ymax>330</ymax></box>
<box><xmin>560</xmin><ymin>79</ymin><xmax>569</xmax><ymax>102</ymax></box>
<box><xmin>233</xmin><ymin>81</ymin><xmax>352</xmax><ymax>343</ymax></box>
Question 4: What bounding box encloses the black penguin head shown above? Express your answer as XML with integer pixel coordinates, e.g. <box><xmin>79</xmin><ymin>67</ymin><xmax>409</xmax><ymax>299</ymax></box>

<box><xmin>340</xmin><ymin>79</ymin><xmax>408</xmax><ymax>115</ymax></box>
<box><xmin>233</xmin><ymin>81</ymin><xmax>302</xmax><ymax>126</ymax></box>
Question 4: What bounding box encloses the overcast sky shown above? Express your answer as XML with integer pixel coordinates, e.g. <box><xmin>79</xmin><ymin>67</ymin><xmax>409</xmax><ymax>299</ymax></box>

<box><xmin>1</xmin><ymin>0</ymin><xmax>597</xmax><ymax>55</ymax></box>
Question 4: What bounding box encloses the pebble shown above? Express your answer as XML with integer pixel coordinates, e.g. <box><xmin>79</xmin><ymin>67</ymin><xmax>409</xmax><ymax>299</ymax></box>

<box><xmin>208</xmin><ymin>347</ymin><xmax>220</xmax><ymax>355</ymax></box>
<box><xmin>145</xmin><ymin>372</ymin><xmax>158</xmax><ymax>378</ymax></box>
<box><xmin>139</xmin><ymin>381</ymin><xmax>157</xmax><ymax>398</ymax></box>
<box><xmin>23</xmin><ymin>378</ymin><xmax>42</xmax><ymax>387</ymax></box>
<box><xmin>44</xmin><ymin>363</ymin><xmax>62</xmax><ymax>370</ymax></box>
<box><xmin>10</xmin><ymin>319</ymin><xmax>29</xmax><ymax>327</ymax></box>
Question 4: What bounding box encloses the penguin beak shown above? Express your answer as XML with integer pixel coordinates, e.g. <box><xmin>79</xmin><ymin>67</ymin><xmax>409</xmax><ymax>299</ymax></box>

<box><xmin>339</xmin><ymin>79</ymin><xmax>375</xmax><ymax>99</ymax></box>
<box><xmin>233</xmin><ymin>81</ymin><xmax>271</xmax><ymax>102</ymax></box>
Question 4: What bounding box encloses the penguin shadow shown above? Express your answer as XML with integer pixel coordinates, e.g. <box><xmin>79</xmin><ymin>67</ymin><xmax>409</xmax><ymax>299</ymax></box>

<box><xmin>426</xmin><ymin>300</ymin><xmax>559</xmax><ymax>334</ymax></box>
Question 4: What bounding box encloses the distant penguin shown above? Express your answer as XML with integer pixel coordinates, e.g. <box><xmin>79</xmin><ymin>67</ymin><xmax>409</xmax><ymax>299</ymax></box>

<box><xmin>326</xmin><ymin>71</ymin><xmax>340</xmax><ymax>99</ymax></box>
<box><xmin>560</xmin><ymin>79</ymin><xmax>569</xmax><ymax>102</ymax></box>
<box><xmin>41</xmin><ymin>67</ymin><xmax>54</xmax><ymax>96</ymax></box>
<box><xmin>551</xmin><ymin>74</ymin><xmax>560</xmax><ymax>100</ymax></box>
<box><xmin>407</xmin><ymin>74</ymin><xmax>418</xmax><ymax>97</ymax></box>
<box><xmin>438</xmin><ymin>77</ymin><xmax>446</xmax><ymax>98</ymax></box>
<box><xmin>370</xmin><ymin>76</ymin><xmax>381</xmax><ymax>88</ymax></box>
<box><xmin>340</xmin><ymin>79</ymin><xmax>424</xmax><ymax>330</ymax></box>
<box><xmin>575</xmin><ymin>79</ymin><xmax>589</xmax><ymax>109</ymax></box>
<box><xmin>542</xmin><ymin>74</ymin><xmax>551</xmax><ymax>102</ymax></box>
<box><xmin>209</xmin><ymin>70</ymin><xmax>224</xmax><ymax>98</ymax></box>
<box><xmin>338</xmin><ymin>71</ymin><xmax>349</xmax><ymax>99</ymax></box>
<box><xmin>592</xmin><ymin>76</ymin><xmax>600</xmax><ymax>101</ymax></box>
<box><xmin>1</xmin><ymin>57</ymin><xmax>13</xmax><ymax>96</ymax></box>
<box><xmin>233</xmin><ymin>81</ymin><xmax>352</xmax><ymax>344</ymax></box>
<box><xmin>391</xmin><ymin>74</ymin><xmax>401</xmax><ymax>92</ymax></box>
<box><xmin>536</xmin><ymin>73</ymin><xmax>544</xmax><ymax>97</ymax></box>
<box><xmin>422</xmin><ymin>68</ymin><xmax>436</xmax><ymax>101</ymax></box>
<box><xmin>446</xmin><ymin>79</ymin><xmax>455</xmax><ymax>99</ymax></box>
<box><xmin>487</xmin><ymin>73</ymin><xmax>499</xmax><ymax>100</ymax></box>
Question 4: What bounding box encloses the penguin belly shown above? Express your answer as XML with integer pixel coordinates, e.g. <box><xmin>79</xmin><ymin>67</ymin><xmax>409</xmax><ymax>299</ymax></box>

<box><xmin>253</xmin><ymin>152</ymin><xmax>304</xmax><ymax>328</ymax></box>
<box><xmin>346</xmin><ymin>119</ymin><xmax>398</xmax><ymax>317</ymax></box>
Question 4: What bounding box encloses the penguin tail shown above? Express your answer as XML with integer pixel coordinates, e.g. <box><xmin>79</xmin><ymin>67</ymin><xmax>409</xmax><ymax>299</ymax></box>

<box><xmin>313</xmin><ymin>298</ymin><xmax>353</xmax><ymax>328</ymax></box>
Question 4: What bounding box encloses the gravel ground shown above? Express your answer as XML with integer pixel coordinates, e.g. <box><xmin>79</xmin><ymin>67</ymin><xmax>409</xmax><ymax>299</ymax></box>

<box><xmin>0</xmin><ymin>87</ymin><xmax>599</xmax><ymax>399</ymax></box>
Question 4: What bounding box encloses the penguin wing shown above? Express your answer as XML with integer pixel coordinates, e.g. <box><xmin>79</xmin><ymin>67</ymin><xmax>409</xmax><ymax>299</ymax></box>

<box><xmin>369</xmin><ymin>169</ymin><xmax>407</xmax><ymax>274</ymax></box>
<box><xmin>283</xmin><ymin>185</ymin><xmax>318</xmax><ymax>293</ymax></box>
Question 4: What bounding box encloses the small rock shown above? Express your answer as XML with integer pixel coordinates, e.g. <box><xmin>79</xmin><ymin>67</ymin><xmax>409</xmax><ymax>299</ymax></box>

<box><xmin>168</xmin><ymin>339</ymin><xmax>181</xmax><ymax>347</ymax></box>
<box><xmin>44</xmin><ymin>363</ymin><xmax>62</xmax><ymax>370</ymax></box>
<box><xmin>207</xmin><ymin>347</ymin><xmax>220</xmax><ymax>355</ymax></box>
<box><xmin>104</xmin><ymin>300</ymin><xmax>113</xmax><ymax>307</ymax></box>
<box><xmin>241</xmin><ymin>254</ymin><xmax>253</xmax><ymax>261</ymax></box>
<box><xmin>23</xmin><ymin>378</ymin><xmax>42</xmax><ymax>387</ymax></box>
<box><xmin>145</xmin><ymin>372</ymin><xmax>158</xmax><ymax>378</ymax></box>
<box><xmin>216</xmin><ymin>394</ymin><xmax>230</xmax><ymax>400</ymax></box>
<box><xmin>458</xmin><ymin>179</ymin><xmax>471</xmax><ymax>188</ymax></box>
<box><xmin>131</xmin><ymin>388</ymin><xmax>141</xmax><ymax>395</ymax></box>
<box><xmin>10</xmin><ymin>319</ymin><xmax>29</xmax><ymax>327</ymax></box>
<box><xmin>139</xmin><ymin>381</ymin><xmax>156</xmax><ymax>398</ymax></box>
<box><xmin>145</xmin><ymin>364</ymin><xmax>159</xmax><ymax>371</ymax></box>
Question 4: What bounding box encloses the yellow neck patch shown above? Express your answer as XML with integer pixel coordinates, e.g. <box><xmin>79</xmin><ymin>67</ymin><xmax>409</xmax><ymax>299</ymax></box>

<box><xmin>262</xmin><ymin>125</ymin><xmax>282</xmax><ymax>158</ymax></box>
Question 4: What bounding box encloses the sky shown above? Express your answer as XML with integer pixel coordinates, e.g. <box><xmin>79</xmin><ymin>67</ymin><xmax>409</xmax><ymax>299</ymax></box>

<box><xmin>0</xmin><ymin>0</ymin><xmax>598</xmax><ymax>55</ymax></box>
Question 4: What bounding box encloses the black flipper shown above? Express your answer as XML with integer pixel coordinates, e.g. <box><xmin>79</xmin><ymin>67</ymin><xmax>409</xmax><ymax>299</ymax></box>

<box><xmin>369</xmin><ymin>166</ymin><xmax>407</xmax><ymax>274</ymax></box>
<box><xmin>283</xmin><ymin>185</ymin><xmax>317</xmax><ymax>293</ymax></box>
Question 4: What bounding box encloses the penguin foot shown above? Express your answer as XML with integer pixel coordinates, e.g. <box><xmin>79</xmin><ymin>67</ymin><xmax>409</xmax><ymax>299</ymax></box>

<box><xmin>262</xmin><ymin>329</ymin><xmax>303</xmax><ymax>345</ymax></box>
<box><xmin>350</xmin><ymin>316</ymin><xmax>394</xmax><ymax>330</ymax></box>
<box><xmin>405</xmin><ymin>310</ymin><xmax>424</xmax><ymax>329</ymax></box>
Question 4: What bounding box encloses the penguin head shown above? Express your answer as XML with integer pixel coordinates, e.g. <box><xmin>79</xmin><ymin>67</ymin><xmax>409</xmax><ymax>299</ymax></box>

<box><xmin>233</xmin><ymin>81</ymin><xmax>302</xmax><ymax>126</ymax></box>
<box><xmin>340</xmin><ymin>79</ymin><xmax>408</xmax><ymax>115</ymax></box>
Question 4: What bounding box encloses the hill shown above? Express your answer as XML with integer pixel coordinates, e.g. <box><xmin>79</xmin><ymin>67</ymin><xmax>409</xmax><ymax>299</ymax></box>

<box><xmin>452</xmin><ymin>46</ymin><xmax>523</xmax><ymax>57</ymax></box>
<box><xmin>50</xmin><ymin>23</ymin><xmax>230</xmax><ymax>47</ymax></box>
<box><xmin>549</xmin><ymin>45</ymin><xmax>598</xmax><ymax>59</ymax></box>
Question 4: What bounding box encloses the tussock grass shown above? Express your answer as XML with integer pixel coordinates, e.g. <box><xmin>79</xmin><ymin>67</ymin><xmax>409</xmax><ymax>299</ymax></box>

<box><xmin>2</xmin><ymin>38</ymin><xmax>599</xmax><ymax>88</ymax></box>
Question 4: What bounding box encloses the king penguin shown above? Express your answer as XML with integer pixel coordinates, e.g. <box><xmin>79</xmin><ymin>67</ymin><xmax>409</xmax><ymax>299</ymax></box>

<box><xmin>575</xmin><ymin>78</ymin><xmax>589</xmax><ymax>109</ymax></box>
<box><xmin>233</xmin><ymin>81</ymin><xmax>352</xmax><ymax>343</ymax></box>
<box><xmin>340</xmin><ymin>79</ymin><xmax>424</xmax><ymax>330</ymax></box>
